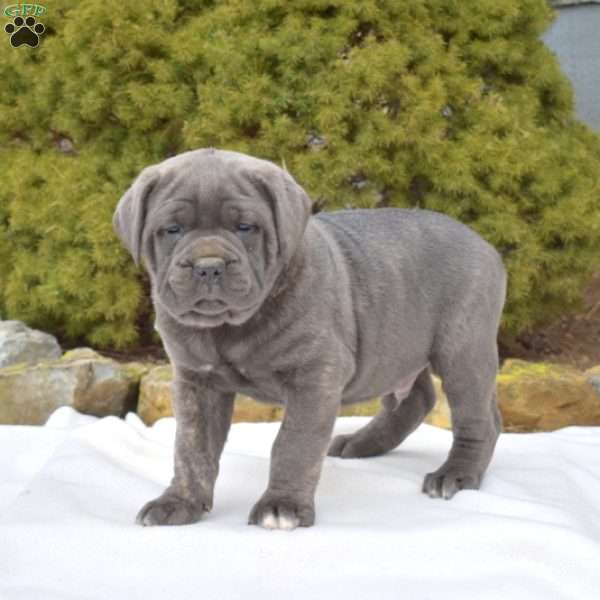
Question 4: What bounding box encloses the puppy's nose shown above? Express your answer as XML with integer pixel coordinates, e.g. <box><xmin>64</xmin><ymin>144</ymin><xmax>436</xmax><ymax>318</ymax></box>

<box><xmin>192</xmin><ymin>257</ymin><xmax>225</xmax><ymax>282</ymax></box>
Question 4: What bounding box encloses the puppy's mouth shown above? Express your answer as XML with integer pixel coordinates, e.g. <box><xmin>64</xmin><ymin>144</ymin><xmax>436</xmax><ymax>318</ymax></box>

<box><xmin>189</xmin><ymin>298</ymin><xmax>228</xmax><ymax>316</ymax></box>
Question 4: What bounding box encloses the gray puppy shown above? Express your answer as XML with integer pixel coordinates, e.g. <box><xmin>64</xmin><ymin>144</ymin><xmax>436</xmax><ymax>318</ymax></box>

<box><xmin>113</xmin><ymin>148</ymin><xmax>506</xmax><ymax>530</ymax></box>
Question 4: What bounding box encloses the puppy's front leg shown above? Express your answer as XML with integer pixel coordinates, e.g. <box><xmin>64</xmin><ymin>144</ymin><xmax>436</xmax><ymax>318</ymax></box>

<box><xmin>249</xmin><ymin>385</ymin><xmax>340</xmax><ymax>530</ymax></box>
<box><xmin>136</xmin><ymin>378</ymin><xmax>235</xmax><ymax>526</ymax></box>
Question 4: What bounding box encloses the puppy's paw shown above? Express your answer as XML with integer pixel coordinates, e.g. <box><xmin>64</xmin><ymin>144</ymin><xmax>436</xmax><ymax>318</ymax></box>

<box><xmin>327</xmin><ymin>433</ymin><xmax>383</xmax><ymax>458</ymax></box>
<box><xmin>327</xmin><ymin>433</ymin><xmax>356</xmax><ymax>457</ymax></box>
<box><xmin>136</xmin><ymin>493</ymin><xmax>207</xmax><ymax>526</ymax></box>
<box><xmin>248</xmin><ymin>493</ymin><xmax>315</xmax><ymax>530</ymax></box>
<box><xmin>422</xmin><ymin>467</ymin><xmax>481</xmax><ymax>500</ymax></box>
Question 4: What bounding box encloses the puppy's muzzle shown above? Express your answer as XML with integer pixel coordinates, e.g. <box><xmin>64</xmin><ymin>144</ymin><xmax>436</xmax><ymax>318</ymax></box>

<box><xmin>176</xmin><ymin>257</ymin><xmax>225</xmax><ymax>291</ymax></box>
<box><xmin>192</xmin><ymin>257</ymin><xmax>225</xmax><ymax>282</ymax></box>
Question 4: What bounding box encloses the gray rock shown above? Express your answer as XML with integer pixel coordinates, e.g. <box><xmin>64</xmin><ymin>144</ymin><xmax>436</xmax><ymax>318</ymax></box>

<box><xmin>0</xmin><ymin>321</ymin><xmax>62</xmax><ymax>368</ymax></box>
<box><xmin>0</xmin><ymin>348</ymin><xmax>150</xmax><ymax>425</ymax></box>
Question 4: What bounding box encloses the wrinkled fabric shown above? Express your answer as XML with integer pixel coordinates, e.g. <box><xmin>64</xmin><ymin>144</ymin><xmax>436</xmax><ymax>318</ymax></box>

<box><xmin>0</xmin><ymin>408</ymin><xmax>599</xmax><ymax>600</ymax></box>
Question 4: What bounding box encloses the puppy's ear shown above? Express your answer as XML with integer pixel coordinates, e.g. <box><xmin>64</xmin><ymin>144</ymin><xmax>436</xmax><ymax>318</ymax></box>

<box><xmin>251</xmin><ymin>166</ymin><xmax>312</xmax><ymax>266</ymax></box>
<box><xmin>113</xmin><ymin>167</ymin><xmax>160</xmax><ymax>266</ymax></box>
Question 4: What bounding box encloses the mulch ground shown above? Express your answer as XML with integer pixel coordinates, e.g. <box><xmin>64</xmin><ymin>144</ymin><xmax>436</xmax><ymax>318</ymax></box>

<box><xmin>500</xmin><ymin>271</ymin><xmax>600</xmax><ymax>370</ymax></box>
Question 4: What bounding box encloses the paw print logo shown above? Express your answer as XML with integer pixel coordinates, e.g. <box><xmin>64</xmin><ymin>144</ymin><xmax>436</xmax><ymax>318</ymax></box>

<box><xmin>5</xmin><ymin>16</ymin><xmax>45</xmax><ymax>48</ymax></box>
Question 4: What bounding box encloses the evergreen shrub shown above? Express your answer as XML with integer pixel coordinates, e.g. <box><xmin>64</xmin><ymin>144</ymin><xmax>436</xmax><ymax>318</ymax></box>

<box><xmin>1</xmin><ymin>0</ymin><xmax>599</xmax><ymax>348</ymax></box>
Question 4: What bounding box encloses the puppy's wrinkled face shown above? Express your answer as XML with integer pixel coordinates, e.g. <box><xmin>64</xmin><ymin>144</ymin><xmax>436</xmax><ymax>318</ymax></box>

<box><xmin>147</xmin><ymin>160</ymin><xmax>279</xmax><ymax>328</ymax></box>
<box><xmin>113</xmin><ymin>149</ymin><xmax>311</xmax><ymax>328</ymax></box>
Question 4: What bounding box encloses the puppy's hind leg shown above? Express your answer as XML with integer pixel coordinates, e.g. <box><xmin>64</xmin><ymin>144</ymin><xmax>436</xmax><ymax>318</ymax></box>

<box><xmin>328</xmin><ymin>368</ymin><xmax>436</xmax><ymax>459</ymax></box>
<box><xmin>423</xmin><ymin>343</ymin><xmax>501</xmax><ymax>500</ymax></box>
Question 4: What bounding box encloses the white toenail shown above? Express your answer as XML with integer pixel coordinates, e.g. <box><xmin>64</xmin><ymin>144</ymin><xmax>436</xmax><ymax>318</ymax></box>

<box><xmin>260</xmin><ymin>513</ymin><xmax>278</xmax><ymax>529</ymax></box>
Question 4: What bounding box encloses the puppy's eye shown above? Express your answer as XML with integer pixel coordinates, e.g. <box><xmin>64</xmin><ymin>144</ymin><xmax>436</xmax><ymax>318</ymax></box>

<box><xmin>165</xmin><ymin>225</ymin><xmax>183</xmax><ymax>235</ymax></box>
<box><xmin>236</xmin><ymin>223</ymin><xmax>255</xmax><ymax>233</ymax></box>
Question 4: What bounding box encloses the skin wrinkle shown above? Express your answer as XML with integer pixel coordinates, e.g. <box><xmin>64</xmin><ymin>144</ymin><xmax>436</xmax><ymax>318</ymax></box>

<box><xmin>160</xmin><ymin>236</ymin><xmax>256</xmax><ymax>321</ymax></box>
<box><xmin>113</xmin><ymin>148</ymin><xmax>507</xmax><ymax>529</ymax></box>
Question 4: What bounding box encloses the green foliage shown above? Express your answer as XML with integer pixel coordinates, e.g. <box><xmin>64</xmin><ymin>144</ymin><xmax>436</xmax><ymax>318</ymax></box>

<box><xmin>1</xmin><ymin>0</ymin><xmax>599</xmax><ymax>347</ymax></box>
<box><xmin>0</xmin><ymin>149</ymin><xmax>145</xmax><ymax>347</ymax></box>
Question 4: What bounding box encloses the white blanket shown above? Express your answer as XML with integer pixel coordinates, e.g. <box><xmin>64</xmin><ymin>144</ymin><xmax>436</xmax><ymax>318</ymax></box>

<box><xmin>1</xmin><ymin>408</ymin><xmax>599</xmax><ymax>600</ymax></box>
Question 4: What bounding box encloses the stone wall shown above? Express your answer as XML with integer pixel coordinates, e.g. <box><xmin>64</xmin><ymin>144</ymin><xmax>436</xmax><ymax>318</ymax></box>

<box><xmin>2</xmin><ymin>321</ymin><xmax>600</xmax><ymax>432</ymax></box>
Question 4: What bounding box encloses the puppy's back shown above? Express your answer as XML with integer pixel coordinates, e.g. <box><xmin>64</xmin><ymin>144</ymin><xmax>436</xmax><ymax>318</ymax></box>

<box><xmin>314</xmin><ymin>207</ymin><xmax>506</xmax><ymax>326</ymax></box>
